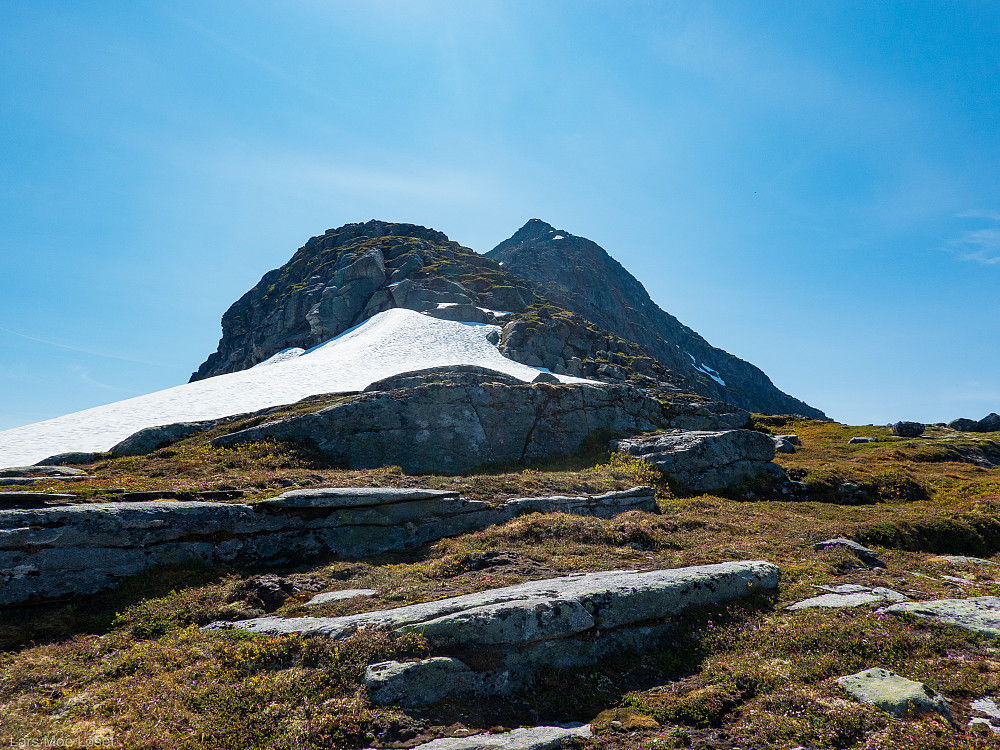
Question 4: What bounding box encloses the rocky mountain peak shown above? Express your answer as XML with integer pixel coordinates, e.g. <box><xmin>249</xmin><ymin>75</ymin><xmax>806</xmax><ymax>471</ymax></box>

<box><xmin>488</xmin><ymin>221</ymin><xmax>826</xmax><ymax>418</ymax></box>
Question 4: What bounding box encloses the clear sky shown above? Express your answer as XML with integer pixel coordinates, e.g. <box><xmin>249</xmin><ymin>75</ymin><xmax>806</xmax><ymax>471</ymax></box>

<box><xmin>1</xmin><ymin>1</ymin><xmax>998</xmax><ymax>429</ymax></box>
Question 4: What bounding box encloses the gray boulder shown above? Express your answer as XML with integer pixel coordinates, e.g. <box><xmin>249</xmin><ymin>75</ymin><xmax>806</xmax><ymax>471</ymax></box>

<box><xmin>110</xmin><ymin>421</ymin><xmax>216</xmax><ymax>458</ymax></box>
<box><xmin>848</xmin><ymin>437</ymin><xmax>876</xmax><ymax>444</ymax></box>
<box><xmin>892</xmin><ymin>421</ymin><xmax>925</xmax><ymax>438</ymax></box>
<box><xmin>979</xmin><ymin>413</ymin><xmax>1000</xmax><ymax>433</ymax></box>
<box><xmin>813</xmin><ymin>538</ymin><xmax>885</xmax><ymax>567</ymax></box>
<box><xmin>788</xmin><ymin>584</ymin><xmax>907</xmax><ymax>610</ymax></box>
<box><xmin>773</xmin><ymin>435</ymin><xmax>797</xmax><ymax>453</ymax></box>
<box><xmin>612</xmin><ymin>429</ymin><xmax>784</xmax><ymax>492</ymax></box>
<box><xmin>838</xmin><ymin>667</ymin><xmax>950</xmax><ymax>719</ymax></box>
<box><xmin>948</xmin><ymin>418</ymin><xmax>980</xmax><ymax>432</ymax></box>
<box><xmin>879</xmin><ymin>596</ymin><xmax>1000</xmax><ymax>638</ymax></box>
<box><xmin>213</xmin><ymin>373</ymin><xmax>669</xmax><ymax>474</ymax></box>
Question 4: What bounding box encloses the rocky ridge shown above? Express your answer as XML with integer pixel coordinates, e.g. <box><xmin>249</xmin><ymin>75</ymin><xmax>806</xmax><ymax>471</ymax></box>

<box><xmin>487</xmin><ymin>219</ymin><xmax>825</xmax><ymax>418</ymax></box>
<box><xmin>191</xmin><ymin>219</ymin><xmax>824</xmax><ymax>418</ymax></box>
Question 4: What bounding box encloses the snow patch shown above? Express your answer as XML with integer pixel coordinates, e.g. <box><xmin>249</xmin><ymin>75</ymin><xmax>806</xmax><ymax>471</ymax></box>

<box><xmin>684</xmin><ymin>351</ymin><xmax>726</xmax><ymax>386</ymax></box>
<box><xmin>252</xmin><ymin>348</ymin><xmax>306</xmax><ymax>367</ymax></box>
<box><xmin>551</xmin><ymin>235</ymin><xmax>565</xmax><ymax>240</ymax></box>
<box><xmin>0</xmin><ymin>309</ymin><xmax>599</xmax><ymax>467</ymax></box>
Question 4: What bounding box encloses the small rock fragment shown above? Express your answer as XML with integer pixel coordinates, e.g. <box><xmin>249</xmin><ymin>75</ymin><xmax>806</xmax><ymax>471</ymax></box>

<box><xmin>837</xmin><ymin>667</ymin><xmax>950</xmax><ymax>719</ymax></box>
<box><xmin>813</xmin><ymin>538</ymin><xmax>886</xmax><ymax>568</ymax></box>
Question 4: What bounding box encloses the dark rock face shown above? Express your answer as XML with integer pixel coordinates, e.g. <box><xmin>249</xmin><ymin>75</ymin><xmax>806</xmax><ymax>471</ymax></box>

<box><xmin>212</xmin><ymin>373</ymin><xmax>669</xmax><ymax>474</ymax></box>
<box><xmin>487</xmin><ymin>220</ymin><xmax>826</xmax><ymax>418</ymax></box>
<box><xmin>979</xmin><ymin>413</ymin><xmax>1000</xmax><ymax>433</ymax></box>
<box><xmin>948</xmin><ymin>418</ymin><xmax>980</xmax><ymax>432</ymax></box>
<box><xmin>190</xmin><ymin>221</ymin><xmax>538</xmax><ymax>381</ymax></box>
<box><xmin>892</xmin><ymin>421</ymin><xmax>925</xmax><ymax>437</ymax></box>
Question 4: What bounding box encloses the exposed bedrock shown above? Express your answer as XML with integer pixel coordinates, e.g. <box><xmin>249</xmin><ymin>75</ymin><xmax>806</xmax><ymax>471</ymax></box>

<box><xmin>612</xmin><ymin>429</ymin><xmax>785</xmax><ymax>492</ymax></box>
<box><xmin>0</xmin><ymin>486</ymin><xmax>654</xmax><ymax>605</ymax></box>
<box><xmin>207</xmin><ymin>561</ymin><xmax>781</xmax><ymax>704</ymax></box>
<box><xmin>211</xmin><ymin>376</ymin><xmax>670</xmax><ymax>474</ymax></box>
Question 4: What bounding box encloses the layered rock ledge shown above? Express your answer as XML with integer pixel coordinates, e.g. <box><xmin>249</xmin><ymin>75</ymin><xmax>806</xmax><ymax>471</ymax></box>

<box><xmin>211</xmin><ymin>375</ymin><xmax>669</xmax><ymax>474</ymax></box>
<box><xmin>0</xmin><ymin>486</ymin><xmax>654</xmax><ymax>605</ymax></box>
<box><xmin>208</xmin><ymin>561</ymin><xmax>780</xmax><ymax>704</ymax></box>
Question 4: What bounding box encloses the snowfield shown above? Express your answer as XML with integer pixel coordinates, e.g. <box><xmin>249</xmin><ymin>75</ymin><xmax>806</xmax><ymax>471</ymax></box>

<box><xmin>0</xmin><ymin>309</ymin><xmax>594</xmax><ymax>468</ymax></box>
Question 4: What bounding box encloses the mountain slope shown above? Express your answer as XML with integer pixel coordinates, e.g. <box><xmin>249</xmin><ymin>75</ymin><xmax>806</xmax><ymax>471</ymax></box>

<box><xmin>487</xmin><ymin>219</ymin><xmax>825</xmax><ymax>418</ymax></box>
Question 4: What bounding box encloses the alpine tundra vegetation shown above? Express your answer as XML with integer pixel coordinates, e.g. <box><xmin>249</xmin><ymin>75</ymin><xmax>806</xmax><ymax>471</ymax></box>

<box><xmin>1</xmin><ymin>221</ymin><xmax>999</xmax><ymax>750</ymax></box>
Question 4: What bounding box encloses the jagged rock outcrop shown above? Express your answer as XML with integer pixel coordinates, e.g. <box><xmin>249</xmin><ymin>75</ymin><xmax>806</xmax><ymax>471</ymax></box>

<box><xmin>212</xmin><ymin>371</ymin><xmax>670</xmax><ymax>473</ymax></box>
<box><xmin>191</xmin><ymin>221</ymin><xmax>539</xmax><ymax>381</ymax></box>
<box><xmin>612</xmin><ymin>429</ymin><xmax>785</xmax><ymax>492</ymax></box>
<box><xmin>488</xmin><ymin>219</ymin><xmax>825</xmax><ymax>418</ymax></box>
<box><xmin>0</xmin><ymin>486</ymin><xmax>654</xmax><ymax>605</ymax></box>
<box><xmin>208</xmin><ymin>562</ymin><xmax>781</xmax><ymax>703</ymax></box>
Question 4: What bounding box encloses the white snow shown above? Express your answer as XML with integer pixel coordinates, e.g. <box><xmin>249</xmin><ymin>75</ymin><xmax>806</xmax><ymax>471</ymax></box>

<box><xmin>684</xmin><ymin>351</ymin><xmax>726</xmax><ymax>387</ymax></box>
<box><xmin>0</xmin><ymin>308</ymin><xmax>597</xmax><ymax>467</ymax></box>
<box><xmin>551</xmin><ymin>235</ymin><xmax>565</xmax><ymax>240</ymax></box>
<box><xmin>252</xmin><ymin>347</ymin><xmax>305</xmax><ymax>367</ymax></box>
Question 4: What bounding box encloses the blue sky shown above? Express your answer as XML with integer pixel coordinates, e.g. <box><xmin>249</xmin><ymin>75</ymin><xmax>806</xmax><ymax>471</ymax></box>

<box><xmin>1</xmin><ymin>0</ymin><xmax>998</xmax><ymax>429</ymax></box>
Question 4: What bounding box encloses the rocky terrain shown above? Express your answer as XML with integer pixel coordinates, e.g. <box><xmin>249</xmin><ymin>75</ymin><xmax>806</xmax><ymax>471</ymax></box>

<box><xmin>2</xmin><ymin>219</ymin><xmax>999</xmax><ymax>750</ymax></box>
<box><xmin>2</xmin><ymin>412</ymin><xmax>1000</xmax><ymax>749</ymax></box>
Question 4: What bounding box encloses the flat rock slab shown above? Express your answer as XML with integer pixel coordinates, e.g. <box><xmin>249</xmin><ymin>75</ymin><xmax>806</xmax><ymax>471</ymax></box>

<box><xmin>813</xmin><ymin>538</ymin><xmax>885</xmax><ymax>567</ymax></box>
<box><xmin>259</xmin><ymin>487</ymin><xmax>461</xmax><ymax>509</ymax></box>
<box><xmin>0</xmin><ymin>493</ymin><xmax>79</xmax><ymax>506</ymax></box>
<box><xmin>612</xmin><ymin>430</ymin><xmax>783</xmax><ymax>492</ymax></box>
<box><xmin>208</xmin><ymin>561</ymin><xmax>780</xmax><ymax>644</ymax></box>
<box><xmin>0</xmin><ymin>466</ymin><xmax>88</xmax><ymax>477</ymax></box>
<box><xmin>879</xmin><ymin>596</ymin><xmax>1000</xmax><ymax>637</ymax></box>
<box><xmin>1</xmin><ymin>485</ymin><xmax>657</xmax><ymax>605</ymax></box>
<box><xmin>838</xmin><ymin>667</ymin><xmax>950</xmax><ymax>719</ymax></box>
<box><xmin>933</xmin><ymin>555</ymin><xmax>997</xmax><ymax>566</ymax></box>
<box><xmin>364</xmin><ymin>724</ymin><xmax>592</xmax><ymax>750</ymax></box>
<box><xmin>970</xmin><ymin>697</ymin><xmax>1000</xmax><ymax>735</ymax></box>
<box><xmin>788</xmin><ymin>585</ymin><xmax>907</xmax><ymax>610</ymax></box>
<box><xmin>305</xmin><ymin>589</ymin><xmax>377</xmax><ymax>606</ymax></box>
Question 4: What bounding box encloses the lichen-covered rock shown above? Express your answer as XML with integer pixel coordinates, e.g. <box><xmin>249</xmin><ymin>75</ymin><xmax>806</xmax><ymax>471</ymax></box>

<box><xmin>788</xmin><ymin>584</ymin><xmax>907</xmax><ymax>610</ymax></box>
<box><xmin>214</xmin><ymin>562</ymin><xmax>780</xmax><ymax>704</ymax></box>
<box><xmin>212</xmin><ymin>376</ymin><xmax>669</xmax><ymax>474</ymax></box>
<box><xmin>837</xmin><ymin>667</ymin><xmax>950</xmax><ymax>719</ymax></box>
<box><xmin>365</xmin><ymin>658</ymin><xmax>481</xmax><ymax>706</ymax></box>
<box><xmin>0</xmin><ymin>486</ymin><xmax>657</xmax><ymax>605</ymax></box>
<box><xmin>879</xmin><ymin>596</ymin><xmax>1000</xmax><ymax>638</ymax></box>
<box><xmin>209</xmin><ymin>562</ymin><xmax>780</xmax><ymax>642</ymax></box>
<box><xmin>612</xmin><ymin>429</ymin><xmax>784</xmax><ymax>491</ymax></box>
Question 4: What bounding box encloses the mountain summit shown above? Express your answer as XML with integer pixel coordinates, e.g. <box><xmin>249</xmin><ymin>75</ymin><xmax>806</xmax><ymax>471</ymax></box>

<box><xmin>487</xmin><ymin>220</ymin><xmax>824</xmax><ymax>418</ymax></box>
<box><xmin>190</xmin><ymin>218</ymin><xmax>824</xmax><ymax>418</ymax></box>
